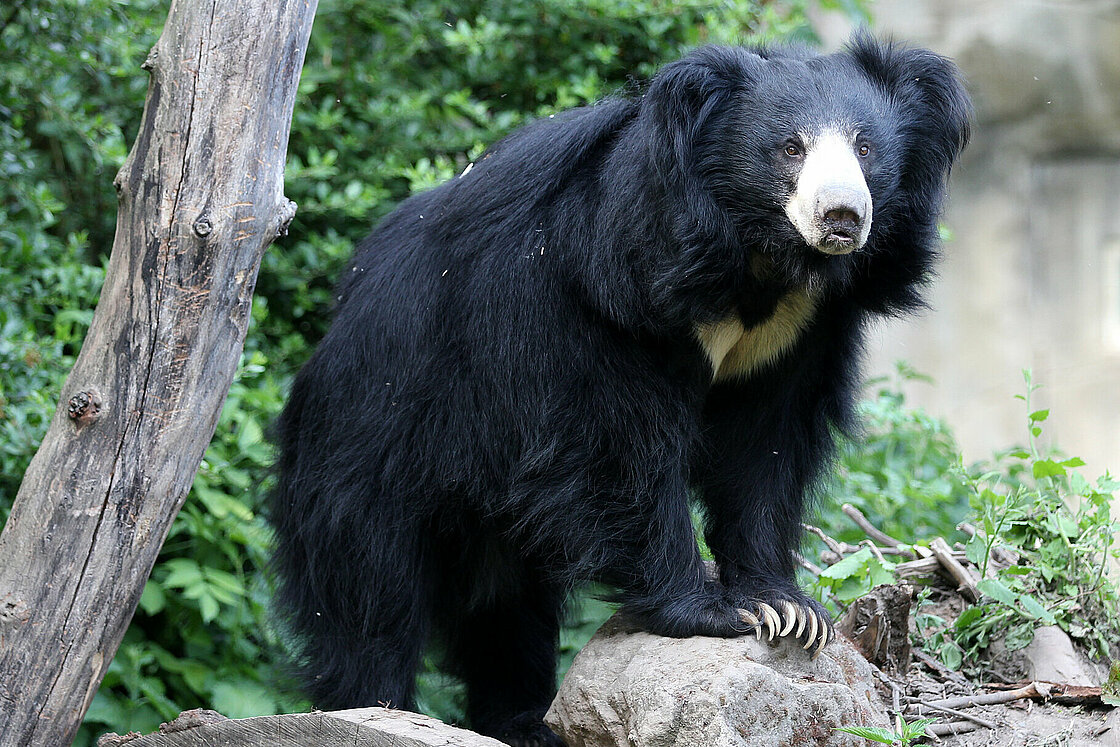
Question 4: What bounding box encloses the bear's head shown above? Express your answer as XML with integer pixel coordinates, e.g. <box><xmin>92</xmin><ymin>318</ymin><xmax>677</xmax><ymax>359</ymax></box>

<box><xmin>642</xmin><ymin>33</ymin><xmax>971</xmax><ymax>298</ymax></box>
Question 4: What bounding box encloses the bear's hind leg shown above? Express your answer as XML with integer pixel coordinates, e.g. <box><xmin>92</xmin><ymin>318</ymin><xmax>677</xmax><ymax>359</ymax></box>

<box><xmin>276</xmin><ymin>526</ymin><xmax>430</xmax><ymax>711</ymax></box>
<box><xmin>442</xmin><ymin>575</ymin><xmax>566</xmax><ymax>747</ymax></box>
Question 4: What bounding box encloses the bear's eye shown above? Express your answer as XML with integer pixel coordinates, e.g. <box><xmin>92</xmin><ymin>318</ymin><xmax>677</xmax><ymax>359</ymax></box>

<box><xmin>784</xmin><ymin>143</ymin><xmax>802</xmax><ymax>158</ymax></box>
<box><xmin>858</xmin><ymin>143</ymin><xmax>870</xmax><ymax>157</ymax></box>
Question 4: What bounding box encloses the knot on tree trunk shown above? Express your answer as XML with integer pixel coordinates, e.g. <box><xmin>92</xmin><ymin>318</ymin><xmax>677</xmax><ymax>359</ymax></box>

<box><xmin>67</xmin><ymin>389</ymin><xmax>103</xmax><ymax>426</ymax></box>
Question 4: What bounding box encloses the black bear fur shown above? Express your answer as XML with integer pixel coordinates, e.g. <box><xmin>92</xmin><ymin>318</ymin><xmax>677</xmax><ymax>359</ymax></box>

<box><xmin>270</xmin><ymin>34</ymin><xmax>970</xmax><ymax>746</ymax></box>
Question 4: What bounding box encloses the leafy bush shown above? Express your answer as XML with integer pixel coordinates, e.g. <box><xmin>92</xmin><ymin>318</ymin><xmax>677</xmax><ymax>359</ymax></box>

<box><xmin>819</xmin><ymin>363</ymin><xmax>974</xmax><ymax>547</ymax></box>
<box><xmin>928</xmin><ymin>373</ymin><xmax>1120</xmax><ymax>672</ymax></box>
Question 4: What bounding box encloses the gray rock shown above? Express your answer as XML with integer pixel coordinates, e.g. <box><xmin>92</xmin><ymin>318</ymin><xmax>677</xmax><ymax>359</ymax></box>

<box><xmin>546</xmin><ymin>616</ymin><xmax>888</xmax><ymax>747</ymax></box>
<box><xmin>1023</xmin><ymin>625</ymin><xmax>1107</xmax><ymax>686</ymax></box>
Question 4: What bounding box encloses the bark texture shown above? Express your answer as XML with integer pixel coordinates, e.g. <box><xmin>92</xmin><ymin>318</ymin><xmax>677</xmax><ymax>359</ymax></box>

<box><xmin>0</xmin><ymin>1</ymin><xmax>317</xmax><ymax>744</ymax></box>
<box><xmin>98</xmin><ymin>708</ymin><xmax>507</xmax><ymax>747</ymax></box>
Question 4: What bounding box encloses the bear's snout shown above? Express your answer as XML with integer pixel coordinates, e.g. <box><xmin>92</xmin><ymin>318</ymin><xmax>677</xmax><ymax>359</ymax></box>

<box><xmin>783</xmin><ymin>130</ymin><xmax>873</xmax><ymax>255</ymax></box>
<box><xmin>817</xmin><ymin>197</ymin><xmax>868</xmax><ymax>254</ymax></box>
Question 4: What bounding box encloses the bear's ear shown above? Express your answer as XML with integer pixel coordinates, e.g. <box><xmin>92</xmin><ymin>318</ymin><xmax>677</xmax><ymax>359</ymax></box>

<box><xmin>642</xmin><ymin>47</ymin><xmax>756</xmax><ymax>186</ymax></box>
<box><xmin>849</xmin><ymin>32</ymin><xmax>972</xmax><ymax>178</ymax></box>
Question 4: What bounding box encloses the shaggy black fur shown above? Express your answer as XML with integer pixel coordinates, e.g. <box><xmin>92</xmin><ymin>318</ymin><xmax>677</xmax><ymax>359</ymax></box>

<box><xmin>270</xmin><ymin>34</ymin><xmax>970</xmax><ymax>746</ymax></box>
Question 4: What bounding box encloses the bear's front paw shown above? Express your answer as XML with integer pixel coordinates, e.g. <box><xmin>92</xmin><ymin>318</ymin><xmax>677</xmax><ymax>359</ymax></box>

<box><xmin>635</xmin><ymin>583</ymin><xmax>761</xmax><ymax>639</ymax></box>
<box><xmin>732</xmin><ymin>593</ymin><xmax>833</xmax><ymax>659</ymax></box>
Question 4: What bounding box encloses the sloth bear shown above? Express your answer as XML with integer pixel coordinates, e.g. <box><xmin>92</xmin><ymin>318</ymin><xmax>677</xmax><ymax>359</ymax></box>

<box><xmin>270</xmin><ymin>34</ymin><xmax>970</xmax><ymax>746</ymax></box>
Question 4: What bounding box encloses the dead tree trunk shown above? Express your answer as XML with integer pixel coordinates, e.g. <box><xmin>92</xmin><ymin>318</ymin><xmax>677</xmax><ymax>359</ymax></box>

<box><xmin>100</xmin><ymin>708</ymin><xmax>507</xmax><ymax>747</ymax></box>
<box><xmin>0</xmin><ymin>1</ymin><xmax>318</xmax><ymax>744</ymax></box>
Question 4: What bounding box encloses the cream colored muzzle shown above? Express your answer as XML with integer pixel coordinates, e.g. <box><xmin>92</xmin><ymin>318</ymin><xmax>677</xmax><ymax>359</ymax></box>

<box><xmin>783</xmin><ymin>132</ymin><xmax>872</xmax><ymax>255</ymax></box>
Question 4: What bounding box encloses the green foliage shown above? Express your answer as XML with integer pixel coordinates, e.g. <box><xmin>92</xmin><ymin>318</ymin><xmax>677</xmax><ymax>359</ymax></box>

<box><xmin>820</xmin><ymin>362</ymin><xmax>973</xmax><ymax>546</ymax></box>
<box><xmin>817</xmin><ymin>546</ymin><xmax>897</xmax><ymax>603</ymax></box>
<box><xmin>837</xmin><ymin>716</ymin><xmax>936</xmax><ymax>746</ymax></box>
<box><xmin>933</xmin><ymin>372</ymin><xmax>1120</xmax><ymax>671</ymax></box>
<box><xmin>0</xmin><ymin>0</ymin><xmax>161</xmax><ymax>518</ymax></box>
<box><xmin>1104</xmin><ymin>661</ymin><xmax>1120</xmax><ymax>707</ymax></box>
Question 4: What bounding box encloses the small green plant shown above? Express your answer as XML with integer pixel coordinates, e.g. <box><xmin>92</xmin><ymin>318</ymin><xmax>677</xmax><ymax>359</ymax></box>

<box><xmin>1104</xmin><ymin>661</ymin><xmax>1120</xmax><ymax>707</ymax></box>
<box><xmin>947</xmin><ymin>372</ymin><xmax>1120</xmax><ymax>668</ymax></box>
<box><xmin>837</xmin><ymin>715</ymin><xmax>937</xmax><ymax>746</ymax></box>
<box><xmin>817</xmin><ymin>546</ymin><xmax>898</xmax><ymax>603</ymax></box>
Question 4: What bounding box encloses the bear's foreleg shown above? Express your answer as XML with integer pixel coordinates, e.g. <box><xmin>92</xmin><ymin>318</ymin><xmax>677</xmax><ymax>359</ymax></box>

<box><xmin>694</xmin><ymin>376</ymin><xmax>837</xmax><ymax>655</ymax></box>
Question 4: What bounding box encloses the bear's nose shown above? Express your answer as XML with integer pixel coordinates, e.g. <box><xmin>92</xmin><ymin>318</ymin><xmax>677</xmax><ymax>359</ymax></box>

<box><xmin>823</xmin><ymin>208</ymin><xmax>860</xmax><ymax>227</ymax></box>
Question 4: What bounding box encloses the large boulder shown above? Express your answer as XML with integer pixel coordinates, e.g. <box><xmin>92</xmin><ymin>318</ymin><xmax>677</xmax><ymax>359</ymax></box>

<box><xmin>546</xmin><ymin>616</ymin><xmax>888</xmax><ymax>747</ymax></box>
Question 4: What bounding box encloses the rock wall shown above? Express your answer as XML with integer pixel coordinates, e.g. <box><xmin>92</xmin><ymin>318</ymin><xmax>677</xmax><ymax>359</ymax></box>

<box><xmin>817</xmin><ymin>1</ymin><xmax>1120</xmax><ymax>478</ymax></box>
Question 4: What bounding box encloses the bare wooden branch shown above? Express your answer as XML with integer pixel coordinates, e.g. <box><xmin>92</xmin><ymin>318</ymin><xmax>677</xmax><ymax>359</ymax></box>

<box><xmin>894</xmin><ymin>552</ymin><xmax>969</xmax><ymax>579</ymax></box>
<box><xmin>983</xmin><ymin>681</ymin><xmax>1106</xmax><ymax>707</ymax></box>
<box><xmin>795</xmin><ymin>552</ymin><xmax>824</xmax><ymax>576</ymax></box>
<box><xmin>0</xmin><ymin>1</ymin><xmax>318</xmax><ymax>744</ymax></box>
<box><xmin>919</xmin><ymin>682</ymin><xmax>1044</xmax><ymax>710</ymax></box>
<box><xmin>100</xmin><ymin>708</ymin><xmax>507</xmax><ymax>747</ymax></box>
<box><xmin>904</xmin><ymin>699</ymin><xmax>1000</xmax><ymax>729</ymax></box>
<box><xmin>841</xmin><ymin>503</ymin><xmax>910</xmax><ymax>553</ymax></box>
<box><xmin>925</xmin><ymin>720</ymin><xmax>984</xmax><ymax>738</ymax></box>
<box><xmin>803</xmin><ymin>523</ymin><xmax>845</xmax><ymax>556</ymax></box>
<box><xmin>929</xmin><ymin>537</ymin><xmax>980</xmax><ymax>602</ymax></box>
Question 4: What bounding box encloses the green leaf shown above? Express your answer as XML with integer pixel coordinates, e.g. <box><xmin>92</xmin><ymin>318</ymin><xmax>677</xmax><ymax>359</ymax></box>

<box><xmin>236</xmin><ymin>417</ymin><xmax>264</xmax><ymax>452</ymax></box>
<box><xmin>1103</xmin><ymin>662</ymin><xmax>1120</xmax><ymax>707</ymax></box>
<box><xmin>210</xmin><ymin>679</ymin><xmax>277</xmax><ymax>719</ymax></box>
<box><xmin>977</xmin><ymin>578</ymin><xmax>1019</xmax><ymax>606</ymax></box>
<box><xmin>138</xmin><ymin>581</ymin><xmax>166</xmax><ymax>616</ymax></box>
<box><xmin>964</xmin><ymin>535</ymin><xmax>989</xmax><ymax>566</ymax></box>
<box><xmin>197</xmin><ymin>593</ymin><xmax>220</xmax><ymax>623</ymax></box>
<box><xmin>161</xmin><ymin>558</ymin><xmax>204</xmax><ymax>589</ymax></box>
<box><xmin>1004</xmin><ymin>623</ymin><xmax>1035</xmax><ymax>651</ymax></box>
<box><xmin>955</xmin><ymin>606</ymin><xmax>984</xmax><ymax>629</ymax></box>
<box><xmin>1028</xmin><ymin>409</ymin><xmax>1050</xmax><ymax>422</ymax></box>
<box><xmin>1032</xmin><ymin>459</ymin><xmax>1066</xmax><ymax>479</ymax></box>
<box><xmin>1018</xmin><ymin>595</ymin><xmax>1057</xmax><ymax>624</ymax></box>
<box><xmin>834</xmin><ymin>725</ymin><xmax>896</xmax><ymax>744</ymax></box>
<box><xmin>900</xmin><ymin>717</ymin><xmax>937</xmax><ymax>738</ymax></box>
<box><xmin>820</xmin><ymin>547</ymin><xmax>874</xmax><ymax>580</ymax></box>
<box><xmin>940</xmin><ymin>640</ymin><xmax>963</xmax><ymax>670</ymax></box>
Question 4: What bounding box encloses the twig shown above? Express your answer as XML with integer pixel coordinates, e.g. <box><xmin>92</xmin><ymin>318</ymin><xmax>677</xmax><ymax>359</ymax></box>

<box><xmin>803</xmin><ymin>523</ymin><xmax>844</xmax><ymax>556</ymax></box>
<box><xmin>926</xmin><ymin>720</ymin><xmax>984</xmax><ymax>738</ymax></box>
<box><xmin>795</xmin><ymin>552</ymin><xmax>824</xmax><ymax>576</ymax></box>
<box><xmin>929</xmin><ymin>537</ymin><xmax>980</xmax><ymax>602</ymax></box>
<box><xmin>904</xmin><ymin>699</ymin><xmax>999</xmax><ymax>729</ymax></box>
<box><xmin>921</xmin><ymin>682</ymin><xmax>1042</xmax><ymax>710</ymax></box>
<box><xmin>861</xmin><ymin>539</ymin><xmax>886</xmax><ymax>564</ymax></box>
<box><xmin>895</xmin><ymin>552</ymin><xmax>969</xmax><ymax>579</ymax></box>
<box><xmin>984</xmin><ymin>681</ymin><xmax>1104</xmax><ymax>707</ymax></box>
<box><xmin>871</xmin><ymin>668</ymin><xmax>906</xmax><ymax>734</ymax></box>
<box><xmin>842</xmin><ymin>503</ymin><xmax>910</xmax><ymax>551</ymax></box>
<box><xmin>911</xmin><ymin>648</ymin><xmax>975</xmax><ymax>692</ymax></box>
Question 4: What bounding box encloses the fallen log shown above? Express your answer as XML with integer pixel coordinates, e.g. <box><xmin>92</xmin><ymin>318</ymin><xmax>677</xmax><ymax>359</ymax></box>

<box><xmin>98</xmin><ymin>708</ymin><xmax>505</xmax><ymax>747</ymax></box>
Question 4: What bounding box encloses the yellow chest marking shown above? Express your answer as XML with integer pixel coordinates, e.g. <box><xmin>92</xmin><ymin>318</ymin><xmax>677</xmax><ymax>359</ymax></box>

<box><xmin>694</xmin><ymin>289</ymin><xmax>819</xmax><ymax>382</ymax></box>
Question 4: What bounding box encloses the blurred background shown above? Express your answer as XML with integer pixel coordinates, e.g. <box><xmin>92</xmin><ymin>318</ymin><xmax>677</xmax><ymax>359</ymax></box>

<box><xmin>815</xmin><ymin>0</ymin><xmax>1120</xmax><ymax>479</ymax></box>
<box><xmin>1</xmin><ymin>1</ymin><xmax>1116</xmax><ymax>743</ymax></box>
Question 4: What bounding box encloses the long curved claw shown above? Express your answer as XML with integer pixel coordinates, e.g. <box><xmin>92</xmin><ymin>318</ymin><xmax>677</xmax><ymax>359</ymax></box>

<box><xmin>738</xmin><ymin>608</ymin><xmax>762</xmax><ymax>640</ymax></box>
<box><xmin>779</xmin><ymin>601</ymin><xmax>797</xmax><ymax>637</ymax></box>
<box><xmin>802</xmin><ymin>609</ymin><xmax>819</xmax><ymax>650</ymax></box>
<box><xmin>794</xmin><ymin>604</ymin><xmax>807</xmax><ymax>638</ymax></box>
<box><xmin>810</xmin><ymin>625</ymin><xmax>829</xmax><ymax>660</ymax></box>
<box><xmin>758</xmin><ymin>603</ymin><xmax>780</xmax><ymax>642</ymax></box>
